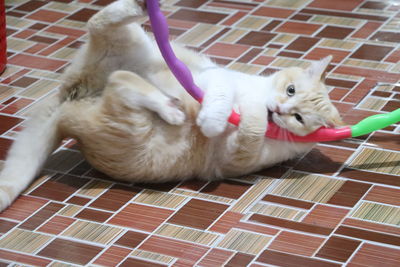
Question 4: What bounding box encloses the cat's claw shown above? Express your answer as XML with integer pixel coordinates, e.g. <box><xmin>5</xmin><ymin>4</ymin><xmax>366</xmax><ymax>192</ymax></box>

<box><xmin>197</xmin><ymin>110</ymin><xmax>227</xmax><ymax>137</ymax></box>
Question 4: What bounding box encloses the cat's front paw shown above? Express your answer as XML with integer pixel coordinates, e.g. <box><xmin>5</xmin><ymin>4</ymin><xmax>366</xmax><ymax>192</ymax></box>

<box><xmin>158</xmin><ymin>99</ymin><xmax>186</xmax><ymax>125</ymax></box>
<box><xmin>197</xmin><ymin>110</ymin><xmax>227</xmax><ymax>137</ymax></box>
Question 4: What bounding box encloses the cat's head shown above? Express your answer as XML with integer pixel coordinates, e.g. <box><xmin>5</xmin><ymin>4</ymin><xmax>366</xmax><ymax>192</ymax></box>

<box><xmin>267</xmin><ymin>56</ymin><xmax>344</xmax><ymax>136</ymax></box>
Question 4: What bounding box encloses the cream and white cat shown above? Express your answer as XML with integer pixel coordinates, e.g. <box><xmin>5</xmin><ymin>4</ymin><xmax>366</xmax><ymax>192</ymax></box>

<box><xmin>0</xmin><ymin>0</ymin><xmax>343</xmax><ymax>211</ymax></box>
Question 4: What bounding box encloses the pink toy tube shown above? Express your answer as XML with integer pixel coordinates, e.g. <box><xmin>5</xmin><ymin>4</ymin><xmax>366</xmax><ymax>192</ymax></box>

<box><xmin>147</xmin><ymin>0</ymin><xmax>352</xmax><ymax>142</ymax></box>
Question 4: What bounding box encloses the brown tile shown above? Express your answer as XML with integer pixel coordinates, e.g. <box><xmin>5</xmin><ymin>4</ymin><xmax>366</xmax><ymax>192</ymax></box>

<box><xmin>19</xmin><ymin>202</ymin><xmax>64</xmax><ymax>230</ymax></box>
<box><xmin>343</xmin><ymin>218</ymin><xmax>400</xmax><ymax>236</ymax></box>
<box><xmin>109</xmin><ymin>203</ymin><xmax>173</xmax><ymax>232</ymax></box>
<box><xmin>225</xmin><ymin>253</ymin><xmax>254</xmax><ymax>267</ymax></box>
<box><xmin>38</xmin><ymin>238</ymin><xmax>103</xmax><ymax>265</ymax></box>
<box><xmin>294</xmin><ymin>145</ymin><xmax>353</xmax><ymax>175</ymax></box>
<box><xmin>290</xmin><ymin>14</ymin><xmax>312</xmax><ymax>21</ymax></box>
<box><xmin>168</xmin><ymin>199</ymin><xmax>228</xmax><ymax>230</ymax></box>
<box><xmin>66</xmin><ymin>196</ymin><xmax>90</xmax><ymax>206</ymax></box>
<box><xmin>316</xmin><ymin>25</ymin><xmax>354</xmax><ymax>39</ymax></box>
<box><xmin>371</xmin><ymin>91</ymin><xmax>392</xmax><ymax>98</ymax></box>
<box><xmin>327</xmin><ymin>180</ymin><xmax>371</xmax><ymax>207</ymax></box>
<box><xmin>10</xmin><ymin>77</ymin><xmax>38</xmax><ymax>88</ymax></box>
<box><xmin>252</xmin><ymin>55</ymin><xmax>275</xmax><ymax>66</ymax></box>
<box><xmin>37</xmin><ymin>215</ymin><xmax>75</xmax><ymax>235</ymax></box>
<box><xmin>67</xmin><ymin>8</ymin><xmax>97</xmax><ymax>22</ymax></box>
<box><xmin>9</xmin><ymin>54</ymin><xmax>66</xmax><ymax>71</ymax></box>
<box><xmin>175</xmin><ymin>0</ymin><xmax>208</xmax><ymax>8</ymax></box>
<box><xmin>115</xmin><ymin>230</ymin><xmax>148</xmax><ymax>249</ymax></box>
<box><xmin>340</xmin><ymin>168</ymin><xmax>400</xmax><ymax>187</ymax></box>
<box><xmin>16</xmin><ymin>0</ymin><xmax>47</xmax><ymax>12</ymax></box>
<box><xmin>30</xmin><ymin>174</ymin><xmax>89</xmax><ymax>202</ymax></box>
<box><xmin>335</xmin><ymin>66</ymin><xmax>400</xmax><ymax>83</ymax></box>
<box><xmin>198</xmin><ymin>248</ymin><xmax>234</xmax><ymax>267</ymax></box>
<box><xmin>385</xmin><ymin>49</ymin><xmax>400</xmax><ymax>63</ymax></box>
<box><xmin>120</xmin><ymin>257</ymin><xmax>167</xmax><ymax>267</ymax></box>
<box><xmin>201</xmin><ymin>180</ymin><xmax>252</xmax><ymax>199</ymax></box>
<box><xmin>90</xmin><ymin>184</ymin><xmax>141</xmax><ymax>211</ymax></box>
<box><xmin>262</xmin><ymin>194</ymin><xmax>314</xmax><ymax>209</ymax></box>
<box><xmin>238</xmin><ymin>48</ymin><xmax>264</xmax><ymax>63</ymax></box>
<box><xmin>367</xmin><ymin>132</ymin><xmax>400</xmax><ymax>152</ymax></box>
<box><xmin>178</xmin><ymin>180</ymin><xmax>208</xmax><ymax>191</ymax></box>
<box><xmin>0</xmin><ymin>195</ymin><xmax>48</xmax><ymax>221</ymax></box>
<box><xmin>348</xmin><ymin>243</ymin><xmax>400</xmax><ymax>267</ymax></box>
<box><xmin>0</xmin><ymin>137</ymin><xmax>13</xmax><ymax>160</ymax></box>
<box><xmin>329</xmin><ymin>88</ymin><xmax>348</xmax><ymax>101</ymax></box>
<box><xmin>308</xmin><ymin>0</ymin><xmax>363</xmax><ymax>11</ymax></box>
<box><xmin>305</xmin><ymin>47</ymin><xmax>350</xmax><ymax>63</ymax></box>
<box><xmin>249</xmin><ymin>214</ymin><xmax>333</xmax><ymax>235</ymax></box>
<box><xmin>301</xmin><ymin>8</ymin><xmax>387</xmax><ymax>22</ymax></box>
<box><xmin>140</xmin><ymin>236</ymin><xmax>208</xmax><ymax>265</ymax></box>
<box><xmin>343</xmin><ymin>79</ymin><xmax>376</xmax><ymax>104</ymax></box>
<box><xmin>28</xmin><ymin>35</ymin><xmax>58</xmax><ymax>44</ymax></box>
<box><xmin>371</xmin><ymin>31</ymin><xmax>400</xmax><ymax>43</ymax></box>
<box><xmin>351</xmin><ymin>44</ymin><xmax>394</xmax><ymax>61</ymax></box>
<box><xmin>94</xmin><ymin>246</ymin><xmax>131</xmax><ymax>267</ymax></box>
<box><xmin>269</xmin><ymin>231</ymin><xmax>325</xmax><ymax>257</ymax></box>
<box><xmin>0</xmin><ymin>115</ymin><xmax>23</xmax><ymax>135</ymax></box>
<box><xmin>335</xmin><ymin>225</ymin><xmax>400</xmax><ymax>246</ymax></box>
<box><xmin>252</xmin><ymin>6</ymin><xmax>295</xmax><ymax>18</ymax></box>
<box><xmin>286</xmin><ymin>36</ymin><xmax>319</xmax><ymax>52</ymax></box>
<box><xmin>207</xmin><ymin>0</ymin><xmax>257</xmax><ymax>11</ymax></box>
<box><xmin>29</xmin><ymin>23</ymin><xmax>48</xmax><ymax>30</ymax></box>
<box><xmin>209</xmin><ymin>211</ymin><xmax>243</xmax><ymax>234</ymax></box>
<box><xmin>361</xmin><ymin>1</ymin><xmax>389</xmax><ymax>9</ymax></box>
<box><xmin>0</xmin><ymin>219</ymin><xmax>17</xmax><ymax>234</ymax></box>
<box><xmin>237</xmin><ymin>31</ymin><xmax>276</xmax><ymax>47</ymax></box>
<box><xmin>276</xmin><ymin>21</ymin><xmax>321</xmax><ymax>35</ymax></box>
<box><xmin>134</xmin><ymin>181</ymin><xmax>179</xmax><ymax>192</ymax></box>
<box><xmin>26</xmin><ymin>9</ymin><xmax>67</xmax><ymax>23</ymax></box>
<box><xmin>278</xmin><ymin>51</ymin><xmax>302</xmax><ymax>58</ymax></box>
<box><xmin>352</xmin><ymin>21</ymin><xmax>382</xmax><ymax>39</ymax></box>
<box><xmin>382</xmin><ymin>100</ymin><xmax>400</xmax><ymax>112</ymax></box>
<box><xmin>169</xmin><ymin>9</ymin><xmax>227</xmax><ymax>24</ymax></box>
<box><xmin>0</xmin><ymin>250</ymin><xmax>51</xmax><ymax>267</ymax></box>
<box><xmin>222</xmin><ymin>11</ymin><xmax>247</xmax><ymax>26</ymax></box>
<box><xmin>205</xmin><ymin>42</ymin><xmax>249</xmax><ymax>58</ymax></box>
<box><xmin>75</xmin><ymin>208</ymin><xmax>112</xmax><ymax>223</ymax></box>
<box><xmin>316</xmin><ymin>236</ymin><xmax>360</xmax><ymax>262</ymax></box>
<box><xmin>92</xmin><ymin>0</ymin><xmax>115</xmax><ymax>6</ymax></box>
<box><xmin>261</xmin><ymin>20</ymin><xmax>282</xmax><ymax>32</ymax></box>
<box><xmin>364</xmin><ymin>185</ymin><xmax>400</xmax><ymax>206</ymax></box>
<box><xmin>302</xmin><ymin>205</ymin><xmax>349</xmax><ymax>228</ymax></box>
<box><xmin>257</xmin><ymin>249</ymin><xmax>340</xmax><ymax>267</ymax></box>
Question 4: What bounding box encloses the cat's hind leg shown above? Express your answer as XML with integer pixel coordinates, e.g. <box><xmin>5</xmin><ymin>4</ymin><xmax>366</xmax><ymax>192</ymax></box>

<box><xmin>103</xmin><ymin>70</ymin><xmax>185</xmax><ymax>125</ymax></box>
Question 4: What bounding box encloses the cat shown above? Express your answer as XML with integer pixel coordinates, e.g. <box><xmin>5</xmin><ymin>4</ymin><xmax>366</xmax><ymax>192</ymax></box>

<box><xmin>0</xmin><ymin>0</ymin><xmax>343</xmax><ymax>211</ymax></box>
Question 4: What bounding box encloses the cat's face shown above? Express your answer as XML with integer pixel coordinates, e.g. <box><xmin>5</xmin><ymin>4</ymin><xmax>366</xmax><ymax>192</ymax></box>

<box><xmin>267</xmin><ymin>56</ymin><xmax>344</xmax><ymax>136</ymax></box>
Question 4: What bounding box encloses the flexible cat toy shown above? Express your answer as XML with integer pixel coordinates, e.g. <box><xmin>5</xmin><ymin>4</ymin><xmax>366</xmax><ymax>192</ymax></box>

<box><xmin>147</xmin><ymin>0</ymin><xmax>400</xmax><ymax>142</ymax></box>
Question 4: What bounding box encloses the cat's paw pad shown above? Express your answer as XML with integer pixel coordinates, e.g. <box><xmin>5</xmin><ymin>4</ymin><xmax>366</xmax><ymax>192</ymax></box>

<box><xmin>159</xmin><ymin>99</ymin><xmax>185</xmax><ymax>125</ymax></box>
<box><xmin>197</xmin><ymin>111</ymin><xmax>227</xmax><ymax>137</ymax></box>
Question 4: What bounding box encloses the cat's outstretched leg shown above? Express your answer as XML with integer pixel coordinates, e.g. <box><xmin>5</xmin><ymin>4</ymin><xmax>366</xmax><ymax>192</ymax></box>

<box><xmin>104</xmin><ymin>70</ymin><xmax>185</xmax><ymax>125</ymax></box>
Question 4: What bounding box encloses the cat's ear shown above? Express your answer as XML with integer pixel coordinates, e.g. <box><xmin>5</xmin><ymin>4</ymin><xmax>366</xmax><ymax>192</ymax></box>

<box><xmin>307</xmin><ymin>55</ymin><xmax>332</xmax><ymax>80</ymax></box>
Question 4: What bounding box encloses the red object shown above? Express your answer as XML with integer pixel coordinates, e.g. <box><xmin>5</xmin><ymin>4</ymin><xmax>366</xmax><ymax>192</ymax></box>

<box><xmin>0</xmin><ymin>0</ymin><xmax>6</xmax><ymax>74</ymax></box>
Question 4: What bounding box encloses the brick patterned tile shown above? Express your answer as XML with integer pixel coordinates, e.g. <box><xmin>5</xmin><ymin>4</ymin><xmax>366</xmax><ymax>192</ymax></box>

<box><xmin>38</xmin><ymin>238</ymin><xmax>104</xmax><ymax>265</ymax></box>
<box><xmin>26</xmin><ymin>9</ymin><xmax>68</xmax><ymax>23</ymax></box>
<box><xmin>308</xmin><ymin>0</ymin><xmax>364</xmax><ymax>11</ymax></box>
<box><xmin>94</xmin><ymin>246</ymin><xmax>132</xmax><ymax>267</ymax></box>
<box><xmin>302</xmin><ymin>205</ymin><xmax>349</xmax><ymax>228</ymax></box>
<box><xmin>316</xmin><ymin>236</ymin><xmax>361</xmax><ymax>262</ymax></box>
<box><xmin>276</xmin><ymin>21</ymin><xmax>322</xmax><ymax>35</ymax></box>
<box><xmin>115</xmin><ymin>230</ymin><xmax>148</xmax><ymax>249</ymax></box>
<box><xmin>268</xmin><ymin>231</ymin><xmax>325</xmax><ymax>256</ymax></box>
<box><xmin>168</xmin><ymin>199</ymin><xmax>228</xmax><ymax>230</ymax></box>
<box><xmin>19</xmin><ymin>202</ymin><xmax>64</xmax><ymax>230</ymax></box>
<box><xmin>348</xmin><ymin>243</ymin><xmax>400</xmax><ymax>266</ymax></box>
<box><xmin>198</xmin><ymin>248</ymin><xmax>234</xmax><ymax>267</ymax></box>
<box><xmin>0</xmin><ymin>249</ymin><xmax>51</xmax><ymax>267</ymax></box>
<box><xmin>252</xmin><ymin>7</ymin><xmax>295</xmax><ymax>18</ymax></box>
<box><xmin>109</xmin><ymin>203</ymin><xmax>173</xmax><ymax>232</ymax></box>
<box><xmin>0</xmin><ymin>196</ymin><xmax>48</xmax><ymax>221</ymax></box>
<box><xmin>37</xmin><ymin>215</ymin><xmax>75</xmax><ymax>235</ymax></box>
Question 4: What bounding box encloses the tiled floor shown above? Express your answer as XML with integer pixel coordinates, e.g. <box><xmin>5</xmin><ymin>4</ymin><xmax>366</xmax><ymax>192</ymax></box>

<box><xmin>0</xmin><ymin>0</ymin><xmax>400</xmax><ymax>266</ymax></box>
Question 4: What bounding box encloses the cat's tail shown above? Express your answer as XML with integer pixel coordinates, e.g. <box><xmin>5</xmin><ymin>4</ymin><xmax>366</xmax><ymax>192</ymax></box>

<box><xmin>0</xmin><ymin>96</ymin><xmax>62</xmax><ymax>211</ymax></box>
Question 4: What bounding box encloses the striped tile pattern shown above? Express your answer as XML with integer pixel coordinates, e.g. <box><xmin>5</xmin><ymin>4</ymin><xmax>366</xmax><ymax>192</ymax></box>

<box><xmin>0</xmin><ymin>0</ymin><xmax>399</xmax><ymax>266</ymax></box>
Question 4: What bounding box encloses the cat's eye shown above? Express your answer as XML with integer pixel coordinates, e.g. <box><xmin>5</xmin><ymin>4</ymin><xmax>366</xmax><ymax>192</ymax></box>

<box><xmin>286</xmin><ymin>85</ymin><xmax>295</xmax><ymax>96</ymax></box>
<box><xmin>294</xmin><ymin>113</ymin><xmax>304</xmax><ymax>124</ymax></box>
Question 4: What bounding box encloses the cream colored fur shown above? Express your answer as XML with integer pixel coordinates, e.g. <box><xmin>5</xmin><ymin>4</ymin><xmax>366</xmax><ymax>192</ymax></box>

<box><xmin>0</xmin><ymin>0</ymin><xmax>343</xmax><ymax>211</ymax></box>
